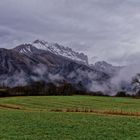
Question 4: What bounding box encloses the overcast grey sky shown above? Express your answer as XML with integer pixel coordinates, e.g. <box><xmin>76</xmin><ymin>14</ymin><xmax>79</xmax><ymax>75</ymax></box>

<box><xmin>0</xmin><ymin>0</ymin><xmax>140</xmax><ymax>65</ymax></box>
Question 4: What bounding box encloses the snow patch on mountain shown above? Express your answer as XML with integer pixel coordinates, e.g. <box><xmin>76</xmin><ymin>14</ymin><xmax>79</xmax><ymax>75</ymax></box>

<box><xmin>14</xmin><ymin>44</ymin><xmax>34</xmax><ymax>55</ymax></box>
<box><xmin>32</xmin><ymin>40</ymin><xmax>88</xmax><ymax>65</ymax></box>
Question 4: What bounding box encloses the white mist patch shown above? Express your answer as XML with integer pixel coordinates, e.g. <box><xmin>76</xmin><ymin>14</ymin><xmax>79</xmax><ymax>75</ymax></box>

<box><xmin>31</xmin><ymin>64</ymin><xmax>48</xmax><ymax>81</ymax></box>
<box><xmin>0</xmin><ymin>71</ymin><xmax>27</xmax><ymax>87</ymax></box>
<box><xmin>48</xmin><ymin>73</ymin><xmax>64</xmax><ymax>82</ymax></box>
<box><xmin>109</xmin><ymin>63</ymin><xmax>140</xmax><ymax>95</ymax></box>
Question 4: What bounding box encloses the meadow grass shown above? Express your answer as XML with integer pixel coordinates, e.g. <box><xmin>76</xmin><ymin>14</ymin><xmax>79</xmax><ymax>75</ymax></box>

<box><xmin>0</xmin><ymin>96</ymin><xmax>140</xmax><ymax>140</ymax></box>
<box><xmin>0</xmin><ymin>96</ymin><xmax>140</xmax><ymax>113</ymax></box>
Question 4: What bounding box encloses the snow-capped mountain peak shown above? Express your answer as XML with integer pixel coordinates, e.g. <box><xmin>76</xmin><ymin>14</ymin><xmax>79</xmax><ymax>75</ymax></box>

<box><xmin>14</xmin><ymin>40</ymin><xmax>89</xmax><ymax>65</ymax></box>
<box><xmin>32</xmin><ymin>40</ymin><xmax>89</xmax><ymax>65</ymax></box>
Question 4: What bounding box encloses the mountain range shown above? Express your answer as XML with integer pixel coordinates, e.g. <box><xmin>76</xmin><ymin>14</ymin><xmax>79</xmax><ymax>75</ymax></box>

<box><xmin>0</xmin><ymin>40</ymin><xmax>122</xmax><ymax>94</ymax></box>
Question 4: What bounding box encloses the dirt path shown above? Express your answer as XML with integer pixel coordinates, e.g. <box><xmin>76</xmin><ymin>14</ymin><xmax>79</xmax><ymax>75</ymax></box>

<box><xmin>50</xmin><ymin>108</ymin><xmax>140</xmax><ymax>117</ymax></box>
<box><xmin>0</xmin><ymin>103</ymin><xmax>140</xmax><ymax>117</ymax></box>
<box><xmin>0</xmin><ymin>104</ymin><xmax>24</xmax><ymax>110</ymax></box>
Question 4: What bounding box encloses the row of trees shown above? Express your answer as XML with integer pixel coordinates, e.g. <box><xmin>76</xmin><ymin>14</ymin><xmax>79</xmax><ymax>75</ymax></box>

<box><xmin>0</xmin><ymin>81</ymin><xmax>88</xmax><ymax>97</ymax></box>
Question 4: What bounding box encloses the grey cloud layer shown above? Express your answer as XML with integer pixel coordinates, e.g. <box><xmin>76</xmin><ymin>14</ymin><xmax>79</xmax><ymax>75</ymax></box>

<box><xmin>0</xmin><ymin>0</ymin><xmax>140</xmax><ymax>65</ymax></box>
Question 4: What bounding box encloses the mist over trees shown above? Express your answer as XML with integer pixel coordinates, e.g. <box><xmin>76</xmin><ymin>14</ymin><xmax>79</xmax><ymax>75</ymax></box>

<box><xmin>0</xmin><ymin>78</ymin><xmax>139</xmax><ymax>97</ymax></box>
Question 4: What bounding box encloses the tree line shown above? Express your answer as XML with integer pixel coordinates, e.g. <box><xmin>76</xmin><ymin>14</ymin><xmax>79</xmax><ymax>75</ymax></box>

<box><xmin>0</xmin><ymin>81</ymin><xmax>88</xmax><ymax>97</ymax></box>
<box><xmin>0</xmin><ymin>80</ymin><xmax>140</xmax><ymax>97</ymax></box>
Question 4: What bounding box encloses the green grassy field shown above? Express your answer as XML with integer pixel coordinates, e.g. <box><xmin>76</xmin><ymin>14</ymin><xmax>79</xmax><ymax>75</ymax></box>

<box><xmin>0</xmin><ymin>96</ymin><xmax>140</xmax><ymax>140</ymax></box>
